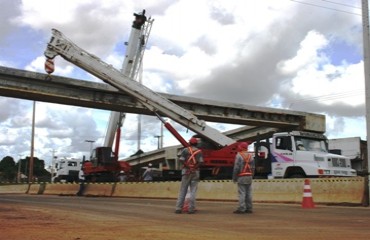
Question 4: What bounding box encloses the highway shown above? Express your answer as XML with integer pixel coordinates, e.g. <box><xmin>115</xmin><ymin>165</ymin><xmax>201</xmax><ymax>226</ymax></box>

<box><xmin>0</xmin><ymin>194</ymin><xmax>369</xmax><ymax>240</ymax></box>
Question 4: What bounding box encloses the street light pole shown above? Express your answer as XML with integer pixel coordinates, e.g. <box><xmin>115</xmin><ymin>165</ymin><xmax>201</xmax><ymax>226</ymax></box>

<box><xmin>154</xmin><ymin>135</ymin><xmax>161</xmax><ymax>149</ymax></box>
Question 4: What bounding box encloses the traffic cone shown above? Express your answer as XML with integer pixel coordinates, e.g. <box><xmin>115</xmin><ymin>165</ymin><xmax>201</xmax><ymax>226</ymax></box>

<box><xmin>182</xmin><ymin>187</ymin><xmax>191</xmax><ymax>212</ymax></box>
<box><xmin>302</xmin><ymin>179</ymin><xmax>315</xmax><ymax>208</ymax></box>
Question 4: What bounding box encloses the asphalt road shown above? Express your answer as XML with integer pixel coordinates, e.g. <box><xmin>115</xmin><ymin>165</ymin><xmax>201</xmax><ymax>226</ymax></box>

<box><xmin>1</xmin><ymin>194</ymin><xmax>370</xmax><ymax>240</ymax></box>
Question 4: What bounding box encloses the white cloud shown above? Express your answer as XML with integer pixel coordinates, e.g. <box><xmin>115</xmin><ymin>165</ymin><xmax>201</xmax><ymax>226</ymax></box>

<box><xmin>278</xmin><ymin>30</ymin><xmax>329</xmax><ymax>74</ymax></box>
<box><xmin>0</xmin><ymin>0</ymin><xmax>368</xmax><ymax>164</ymax></box>
<box><xmin>25</xmin><ymin>56</ymin><xmax>74</xmax><ymax>75</ymax></box>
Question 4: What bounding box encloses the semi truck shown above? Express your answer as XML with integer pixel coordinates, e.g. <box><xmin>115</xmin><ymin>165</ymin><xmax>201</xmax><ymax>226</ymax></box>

<box><xmin>43</xmin><ymin>27</ymin><xmax>356</xmax><ymax>180</ymax></box>
<box><xmin>52</xmin><ymin>157</ymin><xmax>83</xmax><ymax>183</ymax></box>
<box><xmin>254</xmin><ymin>131</ymin><xmax>357</xmax><ymax>178</ymax></box>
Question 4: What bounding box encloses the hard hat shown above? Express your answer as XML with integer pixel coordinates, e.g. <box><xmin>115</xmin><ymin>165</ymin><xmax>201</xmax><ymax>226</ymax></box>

<box><xmin>189</xmin><ymin>137</ymin><xmax>198</xmax><ymax>145</ymax></box>
<box><xmin>120</xmin><ymin>170</ymin><xmax>125</xmax><ymax>173</ymax></box>
<box><xmin>148</xmin><ymin>163</ymin><xmax>152</xmax><ymax>167</ymax></box>
<box><xmin>238</xmin><ymin>142</ymin><xmax>248</xmax><ymax>151</ymax></box>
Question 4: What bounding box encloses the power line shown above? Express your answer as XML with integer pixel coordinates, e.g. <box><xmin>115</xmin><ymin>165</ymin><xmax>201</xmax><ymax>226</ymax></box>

<box><xmin>290</xmin><ymin>0</ymin><xmax>361</xmax><ymax>16</ymax></box>
<box><xmin>320</xmin><ymin>0</ymin><xmax>361</xmax><ymax>9</ymax></box>
<box><xmin>289</xmin><ymin>89</ymin><xmax>364</xmax><ymax>107</ymax></box>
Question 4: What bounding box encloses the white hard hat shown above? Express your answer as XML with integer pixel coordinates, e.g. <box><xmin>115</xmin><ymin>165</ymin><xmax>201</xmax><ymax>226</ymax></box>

<box><xmin>148</xmin><ymin>163</ymin><xmax>152</xmax><ymax>167</ymax></box>
<box><xmin>120</xmin><ymin>170</ymin><xmax>124</xmax><ymax>173</ymax></box>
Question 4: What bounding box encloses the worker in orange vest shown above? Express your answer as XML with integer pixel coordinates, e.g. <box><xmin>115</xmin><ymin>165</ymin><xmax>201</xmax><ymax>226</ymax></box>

<box><xmin>174</xmin><ymin>137</ymin><xmax>203</xmax><ymax>214</ymax></box>
<box><xmin>232</xmin><ymin>142</ymin><xmax>254</xmax><ymax>214</ymax></box>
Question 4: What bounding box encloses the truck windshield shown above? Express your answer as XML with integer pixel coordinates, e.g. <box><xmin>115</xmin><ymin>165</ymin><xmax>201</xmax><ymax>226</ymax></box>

<box><xmin>295</xmin><ymin>137</ymin><xmax>328</xmax><ymax>152</ymax></box>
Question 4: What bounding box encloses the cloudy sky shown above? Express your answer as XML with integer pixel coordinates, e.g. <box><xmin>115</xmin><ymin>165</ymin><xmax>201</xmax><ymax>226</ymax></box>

<box><xmin>0</xmin><ymin>0</ymin><xmax>367</xmax><ymax>167</ymax></box>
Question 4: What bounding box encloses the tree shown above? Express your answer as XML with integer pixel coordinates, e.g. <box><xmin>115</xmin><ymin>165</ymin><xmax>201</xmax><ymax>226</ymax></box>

<box><xmin>0</xmin><ymin>156</ymin><xmax>16</xmax><ymax>182</ymax></box>
<box><xmin>0</xmin><ymin>156</ymin><xmax>51</xmax><ymax>182</ymax></box>
<box><xmin>21</xmin><ymin>157</ymin><xmax>51</xmax><ymax>182</ymax></box>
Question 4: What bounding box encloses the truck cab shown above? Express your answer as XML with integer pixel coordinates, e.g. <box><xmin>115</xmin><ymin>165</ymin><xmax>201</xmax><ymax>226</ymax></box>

<box><xmin>255</xmin><ymin>131</ymin><xmax>357</xmax><ymax>178</ymax></box>
<box><xmin>52</xmin><ymin>157</ymin><xmax>83</xmax><ymax>183</ymax></box>
<box><xmin>83</xmin><ymin>147</ymin><xmax>131</xmax><ymax>182</ymax></box>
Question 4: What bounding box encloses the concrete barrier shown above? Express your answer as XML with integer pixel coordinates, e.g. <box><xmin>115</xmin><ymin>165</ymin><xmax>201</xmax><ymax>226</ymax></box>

<box><xmin>43</xmin><ymin>183</ymin><xmax>79</xmax><ymax>195</ymax></box>
<box><xmin>113</xmin><ymin>181</ymin><xmax>179</xmax><ymax>198</ymax></box>
<box><xmin>197</xmin><ymin>180</ymin><xmax>236</xmax><ymax>200</ymax></box>
<box><xmin>83</xmin><ymin>183</ymin><xmax>114</xmax><ymax>197</ymax></box>
<box><xmin>0</xmin><ymin>184</ymin><xmax>29</xmax><ymax>194</ymax></box>
<box><xmin>310</xmin><ymin>177</ymin><xmax>365</xmax><ymax>204</ymax></box>
<box><xmin>253</xmin><ymin>179</ymin><xmax>304</xmax><ymax>203</ymax></box>
<box><xmin>27</xmin><ymin>183</ymin><xmax>43</xmax><ymax>194</ymax></box>
<box><xmin>3</xmin><ymin>177</ymin><xmax>363</xmax><ymax>205</ymax></box>
<box><xmin>112</xmin><ymin>177</ymin><xmax>365</xmax><ymax>205</ymax></box>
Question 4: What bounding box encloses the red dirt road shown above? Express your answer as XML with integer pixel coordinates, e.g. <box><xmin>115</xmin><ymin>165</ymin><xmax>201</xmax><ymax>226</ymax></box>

<box><xmin>0</xmin><ymin>194</ymin><xmax>369</xmax><ymax>240</ymax></box>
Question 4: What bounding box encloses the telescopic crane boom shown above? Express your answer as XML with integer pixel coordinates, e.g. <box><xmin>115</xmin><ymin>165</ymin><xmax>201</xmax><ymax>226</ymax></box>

<box><xmin>44</xmin><ymin>29</ymin><xmax>235</xmax><ymax>147</ymax></box>
<box><xmin>104</xmin><ymin>10</ymin><xmax>153</xmax><ymax>151</ymax></box>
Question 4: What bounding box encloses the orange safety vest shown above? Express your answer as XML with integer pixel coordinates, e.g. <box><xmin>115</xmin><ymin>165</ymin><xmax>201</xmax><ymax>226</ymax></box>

<box><xmin>238</xmin><ymin>151</ymin><xmax>252</xmax><ymax>177</ymax></box>
<box><xmin>184</xmin><ymin>147</ymin><xmax>201</xmax><ymax>170</ymax></box>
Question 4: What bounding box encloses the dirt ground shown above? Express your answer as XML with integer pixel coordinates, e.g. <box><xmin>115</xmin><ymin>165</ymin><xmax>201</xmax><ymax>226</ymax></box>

<box><xmin>1</xmin><ymin>194</ymin><xmax>370</xmax><ymax>240</ymax></box>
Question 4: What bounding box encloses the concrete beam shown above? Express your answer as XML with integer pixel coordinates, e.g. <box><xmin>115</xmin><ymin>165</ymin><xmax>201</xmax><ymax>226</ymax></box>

<box><xmin>0</xmin><ymin>66</ymin><xmax>325</xmax><ymax>133</ymax></box>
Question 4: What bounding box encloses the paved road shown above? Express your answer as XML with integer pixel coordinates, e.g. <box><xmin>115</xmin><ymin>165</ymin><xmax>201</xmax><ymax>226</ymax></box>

<box><xmin>0</xmin><ymin>194</ymin><xmax>369</xmax><ymax>240</ymax></box>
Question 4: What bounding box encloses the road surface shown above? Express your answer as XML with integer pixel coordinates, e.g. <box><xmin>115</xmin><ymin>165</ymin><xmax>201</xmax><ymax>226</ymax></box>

<box><xmin>0</xmin><ymin>194</ymin><xmax>369</xmax><ymax>240</ymax></box>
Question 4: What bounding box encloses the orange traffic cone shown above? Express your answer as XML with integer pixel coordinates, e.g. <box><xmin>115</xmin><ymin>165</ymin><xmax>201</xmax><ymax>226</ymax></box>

<box><xmin>182</xmin><ymin>187</ymin><xmax>191</xmax><ymax>212</ymax></box>
<box><xmin>302</xmin><ymin>179</ymin><xmax>315</xmax><ymax>208</ymax></box>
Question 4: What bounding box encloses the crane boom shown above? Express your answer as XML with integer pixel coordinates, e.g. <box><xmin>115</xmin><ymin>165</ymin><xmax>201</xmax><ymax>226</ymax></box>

<box><xmin>104</xmin><ymin>10</ymin><xmax>153</xmax><ymax>148</ymax></box>
<box><xmin>44</xmin><ymin>29</ymin><xmax>235</xmax><ymax>147</ymax></box>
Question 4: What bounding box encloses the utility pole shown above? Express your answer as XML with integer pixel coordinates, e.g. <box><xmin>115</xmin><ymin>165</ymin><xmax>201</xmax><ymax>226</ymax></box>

<box><xmin>29</xmin><ymin>101</ymin><xmax>36</xmax><ymax>183</ymax></box>
<box><xmin>361</xmin><ymin>0</ymin><xmax>370</xmax><ymax>206</ymax></box>
<box><xmin>50</xmin><ymin>149</ymin><xmax>57</xmax><ymax>182</ymax></box>
<box><xmin>17</xmin><ymin>155</ymin><xmax>22</xmax><ymax>183</ymax></box>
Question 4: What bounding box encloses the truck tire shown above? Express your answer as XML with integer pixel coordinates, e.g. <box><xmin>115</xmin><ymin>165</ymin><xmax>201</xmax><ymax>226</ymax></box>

<box><xmin>285</xmin><ymin>166</ymin><xmax>306</xmax><ymax>178</ymax></box>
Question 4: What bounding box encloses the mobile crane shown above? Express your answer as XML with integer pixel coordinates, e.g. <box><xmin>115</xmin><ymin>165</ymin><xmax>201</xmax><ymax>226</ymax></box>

<box><xmin>63</xmin><ymin>10</ymin><xmax>152</xmax><ymax>182</ymax></box>
<box><xmin>44</xmin><ymin>27</ymin><xmax>356</xmax><ymax>180</ymax></box>
<box><xmin>44</xmin><ymin>26</ymin><xmax>240</xmax><ymax>179</ymax></box>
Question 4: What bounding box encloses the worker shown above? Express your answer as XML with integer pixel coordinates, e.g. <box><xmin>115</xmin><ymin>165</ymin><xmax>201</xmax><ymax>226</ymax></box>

<box><xmin>76</xmin><ymin>168</ymin><xmax>85</xmax><ymax>196</ymax></box>
<box><xmin>296</xmin><ymin>141</ymin><xmax>306</xmax><ymax>150</ymax></box>
<box><xmin>142</xmin><ymin>163</ymin><xmax>153</xmax><ymax>181</ymax></box>
<box><xmin>118</xmin><ymin>170</ymin><xmax>127</xmax><ymax>182</ymax></box>
<box><xmin>174</xmin><ymin>137</ymin><xmax>204</xmax><ymax>214</ymax></box>
<box><xmin>232</xmin><ymin>142</ymin><xmax>254</xmax><ymax>214</ymax></box>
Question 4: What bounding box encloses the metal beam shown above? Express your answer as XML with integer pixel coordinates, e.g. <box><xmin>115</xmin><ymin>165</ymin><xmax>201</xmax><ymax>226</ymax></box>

<box><xmin>0</xmin><ymin>66</ymin><xmax>325</xmax><ymax>132</ymax></box>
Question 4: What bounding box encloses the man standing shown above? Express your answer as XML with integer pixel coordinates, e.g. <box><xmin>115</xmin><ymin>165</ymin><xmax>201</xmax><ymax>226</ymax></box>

<box><xmin>232</xmin><ymin>142</ymin><xmax>254</xmax><ymax>214</ymax></box>
<box><xmin>175</xmin><ymin>137</ymin><xmax>203</xmax><ymax>214</ymax></box>
<box><xmin>76</xmin><ymin>167</ymin><xmax>85</xmax><ymax>196</ymax></box>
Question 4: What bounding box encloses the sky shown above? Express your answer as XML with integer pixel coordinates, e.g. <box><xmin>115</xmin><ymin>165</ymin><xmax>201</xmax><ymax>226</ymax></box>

<box><xmin>0</xmin><ymin>0</ymin><xmax>367</xmax><ymax>167</ymax></box>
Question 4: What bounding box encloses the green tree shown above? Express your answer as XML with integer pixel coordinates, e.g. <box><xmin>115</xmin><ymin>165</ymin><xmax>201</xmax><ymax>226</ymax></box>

<box><xmin>0</xmin><ymin>156</ymin><xmax>16</xmax><ymax>182</ymax></box>
<box><xmin>0</xmin><ymin>156</ymin><xmax>51</xmax><ymax>182</ymax></box>
<box><xmin>22</xmin><ymin>157</ymin><xmax>51</xmax><ymax>182</ymax></box>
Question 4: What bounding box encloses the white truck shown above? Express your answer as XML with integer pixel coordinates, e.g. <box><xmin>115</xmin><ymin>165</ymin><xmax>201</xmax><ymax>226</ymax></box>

<box><xmin>52</xmin><ymin>157</ymin><xmax>83</xmax><ymax>183</ymax></box>
<box><xmin>43</xmin><ymin>28</ymin><xmax>357</xmax><ymax>179</ymax></box>
<box><xmin>254</xmin><ymin>131</ymin><xmax>357</xmax><ymax>178</ymax></box>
